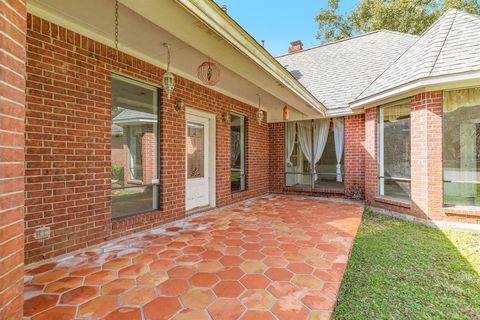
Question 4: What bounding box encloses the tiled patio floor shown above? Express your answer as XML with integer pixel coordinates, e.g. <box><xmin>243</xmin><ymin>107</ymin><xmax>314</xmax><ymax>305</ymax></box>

<box><xmin>23</xmin><ymin>196</ymin><xmax>363</xmax><ymax>320</ymax></box>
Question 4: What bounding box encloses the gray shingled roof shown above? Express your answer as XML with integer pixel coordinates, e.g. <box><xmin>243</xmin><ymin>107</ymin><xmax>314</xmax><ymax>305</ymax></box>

<box><xmin>277</xmin><ymin>31</ymin><xmax>418</xmax><ymax>111</ymax></box>
<box><xmin>356</xmin><ymin>9</ymin><xmax>480</xmax><ymax>102</ymax></box>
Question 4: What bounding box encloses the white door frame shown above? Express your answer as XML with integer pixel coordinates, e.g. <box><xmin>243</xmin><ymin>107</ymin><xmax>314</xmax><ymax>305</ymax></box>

<box><xmin>185</xmin><ymin>107</ymin><xmax>216</xmax><ymax>209</ymax></box>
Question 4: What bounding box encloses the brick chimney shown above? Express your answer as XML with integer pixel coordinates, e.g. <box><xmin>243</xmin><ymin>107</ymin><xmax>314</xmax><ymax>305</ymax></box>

<box><xmin>288</xmin><ymin>40</ymin><xmax>303</xmax><ymax>53</ymax></box>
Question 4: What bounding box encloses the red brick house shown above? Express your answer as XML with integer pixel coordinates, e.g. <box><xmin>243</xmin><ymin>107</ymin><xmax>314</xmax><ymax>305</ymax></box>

<box><xmin>1</xmin><ymin>0</ymin><xmax>480</xmax><ymax>318</ymax></box>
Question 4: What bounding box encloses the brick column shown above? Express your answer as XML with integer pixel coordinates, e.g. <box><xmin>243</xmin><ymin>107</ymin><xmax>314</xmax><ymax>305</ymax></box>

<box><xmin>364</xmin><ymin>108</ymin><xmax>378</xmax><ymax>203</ymax></box>
<box><xmin>0</xmin><ymin>0</ymin><xmax>26</xmax><ymax>319</ymax></box>
<box><xmin>411</xmin><ymin>91</ymin><xmax>443</xmax><ymax>220</ymax></box>
<box><xmin>268</xmin><ymin>122</ymin><xmax>285</xmax><ymax>193</ymax></box>
<box><xmin>344</xmin><ymin>114</ymin><xmax>365</xmax><ymax>199</ymax></box>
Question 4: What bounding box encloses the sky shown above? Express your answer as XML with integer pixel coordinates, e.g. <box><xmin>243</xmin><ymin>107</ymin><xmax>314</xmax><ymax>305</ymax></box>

<box><xmin>214</xmin><ymin>0</ymin><xmax>360</xmax><ymax>57</ymax></box>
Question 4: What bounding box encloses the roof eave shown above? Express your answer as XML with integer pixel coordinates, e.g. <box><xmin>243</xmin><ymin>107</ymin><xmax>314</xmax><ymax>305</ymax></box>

<box><xmin>175</xmin><ymin>0</ymin><xmax>326</xmax><ymax>116</ymax></box>
<box><xmin>350</xmin><ymin>70</ymin><xmax>480</xmax><ymax>109</ymax></box>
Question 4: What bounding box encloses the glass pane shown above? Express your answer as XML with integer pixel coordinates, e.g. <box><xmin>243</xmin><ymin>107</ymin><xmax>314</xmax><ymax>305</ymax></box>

<box><xmin>231</xmin><ymin>114</ymin><xmax>245</xmax><ymax>192</ymax></box>
<box><xmin>379</xmin><ymin>102</ymin><xmax>411</xmax><ymax>198</ymax></box>
<box><xmin>285</xmin><ymin>173</ymin><xmax>312</xmax><ymax>187</ymax></box>
<box><xmin>187</xmin><ymin>122</ymin><xmax>205</xmax><ymax>179</ymax></box>
<box><xmin>443</xmin><ymin>88</ymin><xmax>480</xmax><ymax>206</ymax></box>
<box><xmin>314</xmin><ymin>124</ymin><xmax>343</xmax><ymax>190</ymax></box>
<box><xmin>111</xmin><ymin>76</ymin><xmax>158</xmax><ymax>219</ymax></box>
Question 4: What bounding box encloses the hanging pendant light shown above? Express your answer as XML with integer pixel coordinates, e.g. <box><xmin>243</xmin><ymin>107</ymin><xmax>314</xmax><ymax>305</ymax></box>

<box><xmin>256</xmin><ymin>94</ymin><xmax>264</xmax><ymax>125</ymax></box>
<box><xmin>283</xmin><ymin>105</ymin><xmax>289</xmax><ymax>121</ymax></box>
<box><xmin>197</xmin><ymin>58</ymin><xmax>220</xmax><ymax>86</ymax></box>
<box><xmin>162</xmin><ymin>43</ymin><xmax>175</xmax><ymax>100</ymax></box>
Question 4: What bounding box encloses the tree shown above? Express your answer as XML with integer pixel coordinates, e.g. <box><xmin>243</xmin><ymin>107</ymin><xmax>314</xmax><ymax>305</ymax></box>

<box><xmin>315</xmin><ymin>0</ymin><xmax>480</xmax><ymax>43</ymax></box>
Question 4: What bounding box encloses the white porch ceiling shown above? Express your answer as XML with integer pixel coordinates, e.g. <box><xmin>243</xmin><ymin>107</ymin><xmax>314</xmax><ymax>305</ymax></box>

<box><xmin>27</xmin><ymin>0</ymin><xmax>322</xmax><ymax>122</ymax></box>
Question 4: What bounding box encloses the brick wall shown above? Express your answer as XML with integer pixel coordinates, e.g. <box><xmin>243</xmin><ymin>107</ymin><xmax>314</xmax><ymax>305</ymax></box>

<box><xmin>344</xmin><ymin>114</ymin><xmax>365</xmax><ymax>199</ymax></box>
<box><xmin>0</xmin><ymin>0</ymin><xmax>26</xmax><ymax>318</ymax></box>
<box><xmin>24</xmin><ymin>14</ymin><xmax>269</xmax><ymax>265</ymax></box>
<box><xmin>268</xmin><ymin>122</ymin><xmax>284</xmax><ymax>192</ymax></box>
<box><xmin>364</xmin><ymin>108</ymin><xmax>378</xmax><ymax>203</ymax></box>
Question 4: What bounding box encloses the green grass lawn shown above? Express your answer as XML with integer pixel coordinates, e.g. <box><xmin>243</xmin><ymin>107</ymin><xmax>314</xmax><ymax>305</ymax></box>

<box><xmin>333</xmin><ymin>210</ymin><xmax>480</xmax><ymax>319</ymax></box>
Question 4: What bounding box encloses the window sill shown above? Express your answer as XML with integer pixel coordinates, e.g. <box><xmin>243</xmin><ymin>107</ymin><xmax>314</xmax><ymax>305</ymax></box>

<box><xmin>284</xmin><ymin>186</ymin><xmax>345</xmax><ymax>194</ymax></box>
<box><xmin>374</xmin><ymin>196</ymin><xmax>411</xmax><ymax>209</ymax></box>
<box><xmin>444</xmin><ymin>206</ymin><xmax>480</xmax><ymax>218</ymax></box>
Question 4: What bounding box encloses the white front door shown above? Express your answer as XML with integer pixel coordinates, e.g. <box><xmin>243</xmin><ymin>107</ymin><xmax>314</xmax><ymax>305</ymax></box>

<box><xmin>186</xmin><ymin>113</ymin><xmax>210</xmax><ymax>210</ymax></box>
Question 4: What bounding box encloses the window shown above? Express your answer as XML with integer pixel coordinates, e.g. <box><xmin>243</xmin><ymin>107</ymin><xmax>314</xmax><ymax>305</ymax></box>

<box><xmin>378</xmin><ymin>101</ymin><xmax>411</xmax><ymax>199</ymax></box>
<box><xmin>285</xmin><ymin>118</ymin><xmax>344</xmax><ymax>190</ymax></box>
<box><xmin>231</xmin><ymin>113</ymin><xmax>246</xmax><ymax>192</ymax></box>
<box><xmin>443</xmin><ymin>87</ymin><xmax>480</xmax><ymax>206</ymax></box>
<box><xmin>111</xmin><ymin>75</ymin><xmax>159</xmax><ymax>219</ymax></box>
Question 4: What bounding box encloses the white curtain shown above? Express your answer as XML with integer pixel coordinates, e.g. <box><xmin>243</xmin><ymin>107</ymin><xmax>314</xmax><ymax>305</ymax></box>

<box><xmin>333</xmin><ymin>118</ymin><xmax>344</xmax><ymax>182</ymax></box>
<box><xmin>285</xmin><ymin>122</ymin><xmax>296</xmax><ymax>166</ymax></box>
<box><xmin>297</xmin><ymin>120</ymin><xmax>329</xmax><ymax>181</ymax></box>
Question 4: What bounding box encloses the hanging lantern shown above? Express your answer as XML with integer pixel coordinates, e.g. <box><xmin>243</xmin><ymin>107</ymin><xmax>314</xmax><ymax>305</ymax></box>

<box><xmin>283</xmin><ymin>105</ymin><xmax>289</xmax><ymax>121</ymax></box>
<box><xmin>256</xmin><ymin>94</ymin><xmax>264</xmax><ymax>125</ymax></box>
<box><xmin>256</xmin><ymin>109</ymin><xmax>264</xmax><ymax>125</ymax></box>
<box><xmin>197</xmin><ymin>60</ymin><xmax>220</xmax><ymax>86</ymax></box>
<box><xmin>162</xmin><ymin>43</ymin><xmax>175</xmax><ymax>100</ymax></box>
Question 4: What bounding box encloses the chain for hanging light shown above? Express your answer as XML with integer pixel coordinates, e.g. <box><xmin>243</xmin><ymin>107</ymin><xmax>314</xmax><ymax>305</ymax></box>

<box><xmin>162</xmin><ymin>43</ymin><xmax>175</xmax><ymax>101</ymax></box>
<box><xmin>256</xmin><ymin>94</ymin><xmax>264</xmax><ymax>125</ymax></box>
<box><xmin>114</xmin><ymin>0</ymin><xmax>119</xmax><ymax>60</ymax></box>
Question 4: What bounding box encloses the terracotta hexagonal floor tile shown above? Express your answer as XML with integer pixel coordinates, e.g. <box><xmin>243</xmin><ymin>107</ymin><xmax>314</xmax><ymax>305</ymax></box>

<box><xmin>217</xmin><ymin>267</ymin><xmax>245</xmax><ymax>280</ymax></box>
<box><xmin>309</xmin><ymin>310</ymin><xmax>333</xmax><ymax>320</ymax></box>
<box><xmin>103</xmin><ymin>258</ymin><xmax>131</xmax><ymax>270</ymax></box>
<box><xmin>287</xmin><ymin>262</ymin><xmax>314</xmax><ymax>274</ymax></box>
<box><xmin>181</xmin><ymin>288</ymin><xmax>215</xmax><ymax>309</ymax></box>
<box><xmin>70</xmin><ymin>265</ymin><xmax>101</xmax><ymax>277</ymax></box>
<box><xmin>102</xmin><ymin>278</ymin><xmax>135</xmax><ymax>295</ymax></box>
<box><xmin>133</xmin><ymin>253</ymin><xmax>158</xmax><ymax>265</ymax></box>
<box><xmin>44</xmin><ymin>276</ymin><xmax>82</xmax><ymax>293</ymax></box>
<box><xmin>85</xmin><ymin>270</ymin><xmax>116</xmax><ymax>285</ymax></box>
<box><xmin>189</xmin><ymin>273</ymin><xmax>219</xmax><ymax>287</ymax></box>
<box><xmin>137</xmin><ymin>270</ymin><xmax>168</xmax><ymax>286</ymax></box>
<box><xmin>263</xmin><ymin>257</ymin><xmax>289</xmax><ymax>268</ymax></box>
<box><xmin>144</xmin><ymin>297</ymin><xmax>182</xmax><ymax>320</ymax></box>
<box><xmin>240</xmin><ymin>289</ymin><xmax>275</xmax><ymax>310</ymax></box>
<box><xmin>183</xmin><ymin>245</ymin><xmax>205</xmax><ymax>254</ymax></box>
<box><xmin>201</xmin><ymin>250</ymin><xmax>223</xmax><ymax>260</ymax></box>
<box><xmin>60</xmin><ymin>286</ymin><xmax>99</xmax><ymax>304</ymax></box>
<box><xmin>149</xmin><ymin>259</ymin><xmax>175</xmax><ymax>271</ymax></box>
<box><xmin>196</xmin><ymin>261</ymin><xmax>222</xmax><ymax>273</ymax></box>
<box><xmin>240</xmin><ymin>261</ymin><xmax>267</xmax><ymax>274</ymax></box>
<box><xmin>213</xmin><ymin>280</ymin><xmax>245</xmax><ymax>298</ymax></box>
<box><xmin>168</xmin><ymin>266</ymin><xmax>195</xmax><ymax>278</ymax></box>
<box><xmin>301</xmin><ymin>290</ymin><xmax>335</xmax><ymax>310</ymax></box>
<box><xmin>24</xmin><ymin>294</ymin><xmax>59</xmax><ymax>317</ymax></box>
<box><xmin>219</xmin><ymin>255</ymin><xmax>244</xmax><ymax>267</ymax></box>
<box><xmin>261</xmin><ymin>248</ymin><xmax>283</xmax><ymax>257</ymax></box>
<box><xmin>241</xmin><ymin>243</ymin><xmax>262</xmax><ymax>251</ymax></box>
<box><xmin>121</xmin><ymin>286</ymin><xmax>157</xmax><ymax>306</ymax></box>
<box><xmin>103</xmin><ymin>307</ymin><xmax>142</xmax><ymax>320</ymax></box>
<box><xmin>78</xmin><ymin>295</ymin><xmax>118</xmax><ymax>318</ymax></box>
<box><xmin>31</xmin><ymin>269</ymin><xmax>69</xmax><ymax>284</ymax></box>
<box><xmin>239</xmin><ymin>310</ymin><xmax>277</xmax><ymax>320</ymax></box>
<box><xmin>291</xmin><ymin>275</ymin><xmax>324</xmax><ymax>290</ymax></box>
<box><xmin>267</xmin><ymin>282</ymin><xmax>302</xmax><ymax>299</ymax></box>
<box><xmin>173</xmin><ymin>309</ymin><xmax>210</xmax><ymax>320</ymax></box>
<box><xmin>158</xmin><ymin>279</ymin><xmax>189</xmax><ymax>296</ymax></box>
<box><xmin>119</xmin><ymin>263</ymin><xmax>148</xmax><ymax>278</ymax></box>
<box><xmin>241</xmin><ymin>251</ymin><xmax>265</xmax><ymax>261</ymax></box>
<box><xmin>265</xmin><ymin>268</ymin><xmax>294</xmax><ymax>281</ymax></box>
<box><xmin>31</xmin><ymin>305</ymin><xmax>76</xmax><ymax>320</ymax></box>
<box><xmin>175</xmin><ymin>254</ymin><xmax>201</xmax><ymax>265</ymax></box>
<box><xmin>240</xmin><ymin>274</ymin><xmax>270</xmax><ymax>289</ymax></box>
<box><xmin>27</xmin><ymin>263</ymin><xmax>57</xmax><ymax>275</ymax></box>
<box><xmin>272</xmin><ymin>298</ymin><xmax>309</xmax><ymax>320</ymax></box>
<box><xmin>208</xmin><ymin>298</ymin><xmax>245</xmax><ymax>320</ymax></box>
<box><xmin>24</xmin><ymin>284</ymin><xmax>44</xmax><ymax>300</ymax></box>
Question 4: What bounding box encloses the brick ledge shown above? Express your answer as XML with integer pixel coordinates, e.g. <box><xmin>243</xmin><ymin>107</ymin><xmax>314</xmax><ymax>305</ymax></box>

<box><xmin>444</xmin><ymin>206</ymin><xmax>480</xmax><ymax>218</ymax></box>
<box><xmin>374</xmin><ymin>196</ymin><xmax>411</xmax><ymax>208</ymax></box>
